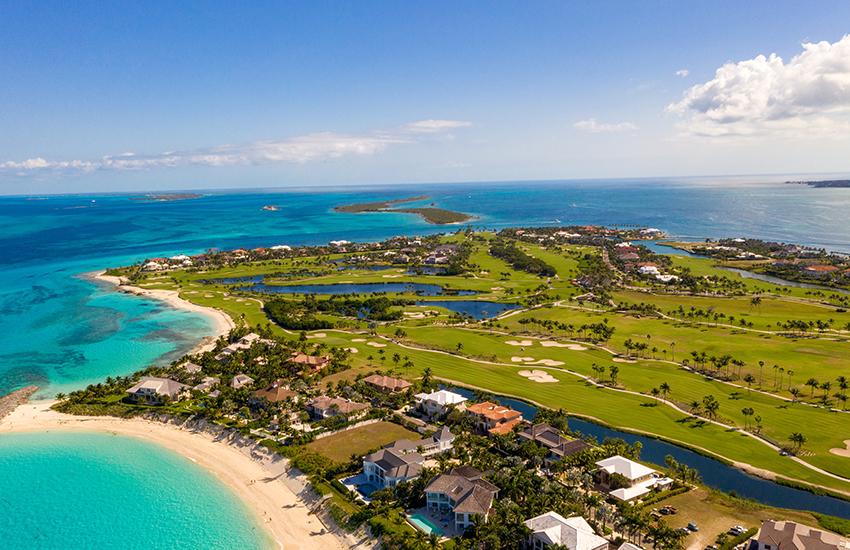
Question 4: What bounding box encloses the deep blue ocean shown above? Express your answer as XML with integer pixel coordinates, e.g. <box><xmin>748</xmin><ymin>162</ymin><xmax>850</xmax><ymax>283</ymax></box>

<box><xmin>2</xmin><ymin>177</ymin><xmax>850</xmax><ymax>546</ymax></box>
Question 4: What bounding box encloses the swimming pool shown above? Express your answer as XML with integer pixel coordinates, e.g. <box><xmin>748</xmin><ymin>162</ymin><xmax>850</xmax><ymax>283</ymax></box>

<box><xmin>408</xmin><ymin>513</ymin><xmax>445</xmax><ymax>536</ymax></box>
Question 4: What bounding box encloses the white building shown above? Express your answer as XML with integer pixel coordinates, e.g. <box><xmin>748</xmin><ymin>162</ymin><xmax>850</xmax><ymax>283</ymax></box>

<box><xmin>523</xmin><ymin>512</ymin><xmax>609</xmax><ymax>550</ymax></box>
<box><xmin>595</xmin><ymin>455</ymin><xmax>670</xmax><ymax>502</ymax></box>
<box><xmin>415</xmin><ymin>389</ymin><xmax>468</xmax><ymax>418</ymax></box>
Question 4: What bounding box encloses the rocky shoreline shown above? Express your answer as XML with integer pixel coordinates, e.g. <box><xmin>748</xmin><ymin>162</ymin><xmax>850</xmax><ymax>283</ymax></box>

<box><xmin>0</xmin><ymin>385</ymin><xmax>38</xmax><ymax>421</ymax></box>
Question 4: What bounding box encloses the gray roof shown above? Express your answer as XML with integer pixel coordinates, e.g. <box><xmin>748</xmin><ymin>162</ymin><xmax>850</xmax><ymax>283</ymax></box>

<box><xmin>424</xmin><ymin>467</ymin><xmax>498</xmax><ymax>516</ymax></box>
<box><xmin>758</xmin><ymin>521</ymin><xmax>843</xmax><ymax>550</ymax></box>
<box><xmin>364</xmin><ymin>448</ymin><xmax>424</xmax><ymax>478</ymax></box>
<box><xmin>126</xmin><ymin>377</ymin><xmax>189</xmax><ymax>399</ymax></box>
<box><xmin>193</xmin><ymin>376</ymin><xmax>220</xmax><ymax>392</ymax></box>
<box><xmin>231</xmin><ymin>374</ymin><xmax>255</xmax><ymax>388</ymax></box>
<box><xmin>519</xmin><ymin>423</ymin><xmax>568</xmax><ymax>448</ymax></box>
<box><xmin>183</xmin><ymin>362</ymin><xmax>203</xmax><ymax>373</ymax></box>
<box><xmin>383</xmin><ymin>426</ymin><xmax>455</xmax><ymax>453</ymax></box>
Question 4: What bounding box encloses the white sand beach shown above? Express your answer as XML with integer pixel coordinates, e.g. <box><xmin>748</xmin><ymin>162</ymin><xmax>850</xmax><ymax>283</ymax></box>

<box><xmin>94</xmin><ymin>272</ymin><xmax>236</xmax><ymax>354</ymax></box>
<box><xmin>1</xmin><ymin>401</ymin><xmax>350</xmax><ymax>550</ymax></box>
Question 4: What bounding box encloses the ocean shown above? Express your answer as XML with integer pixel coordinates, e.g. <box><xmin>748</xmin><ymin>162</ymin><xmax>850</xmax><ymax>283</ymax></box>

<box><xmin>2</xmin><ymin>176</ymin><xmax>850</xmax><ymax>547</ymax></box>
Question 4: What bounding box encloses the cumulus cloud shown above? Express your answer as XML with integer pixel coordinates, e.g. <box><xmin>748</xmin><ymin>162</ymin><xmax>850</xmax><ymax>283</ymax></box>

<box><xmin>573</xmin><ymin>119</ymin><xmax>638</xmax><ymax>132</ymax></box>
<box><xmin>676</xmin><ymin>69</ymin><xmax>689</xmax><ymax>77</ymax></box>
<box><xmin>666</xmin><ymin>34</ymin><xmax>850</xmax><ymax>138</ymax></box>
<box><xmin>1</xmin><ymin>119</ymin><xmax>472</xmax><ymax>177</ymax></box>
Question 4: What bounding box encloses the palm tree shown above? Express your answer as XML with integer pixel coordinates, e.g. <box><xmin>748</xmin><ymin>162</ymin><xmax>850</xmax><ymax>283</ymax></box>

<box><xmin>789</xmin><ymin>388</ymin><xmax>800</xmax><ymax>401</ymax></box>
<box><xmin>837</xmin><ymin>375</ymin><xmax>849</xmax><ymax>396</ymax></box>
<box><xmin>758</xmin><ymin>360</ymin><xmax>765</xmax><ymax>386</ymax></box>
<box><xmin>670</xmin><ymin>342</ymin><xmax>675</xmax><ymax>362</ymax></box>
<box><xmin>743</xmin><ymin>374</ymin><xmax>756</xmax><ymax>394</ymax></box>
<box><xmin>689</xmin><ymin>400</ymin><xmax>702</xmax><ymax>417</ymax></box>
<box><xmin>789</xmin><ymin>432</ymin><xmax>807</xmax><ymax>451</ymax></box>
<box><xmin>650</xmin><ymin>387</ymin><xmax>660</xmax><ymax>404</ymax></box>
<box><xmin>805</xmin><ymin>378</ymin><xmax>820</xmax><ymax>399</ymax></box>
<box><xmin>659</xmin><ymin>382</ymin><xmax>671</xmax><ymax>402</ymax></box>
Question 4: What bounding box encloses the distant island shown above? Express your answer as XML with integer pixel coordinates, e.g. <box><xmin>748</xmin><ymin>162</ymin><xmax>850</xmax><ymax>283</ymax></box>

<box><xmin>129</xmin><ymin>193</ymin><xmax>203</xmax><ymax>202</ymax></box>
<box><xmin>786</xmin><ymin>180</ymin><xmax>850</xmax><ymax>188</ymax></box>
<box><xmin>333</xmin><ymin>196</ymin><xmax>473</xmax><ymax>224</ymax></box>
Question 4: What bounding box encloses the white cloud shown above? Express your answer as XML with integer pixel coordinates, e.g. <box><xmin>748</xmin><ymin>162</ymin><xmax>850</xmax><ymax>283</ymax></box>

<box><xmin>676</xmin><ymin>69</ymin><xmax>689</xmax><ymax>77</ymax></box>
<box><xmin>573</xmin><ymin>119</ymin><xmax>638</xmax><ymax>132</ymax></box>
<box><xmin>666</xmin><ymin>34</ymin><xmax>850</xmax><ymax>138</ymax></box>
<box><xmin>0</xmin><ymin>120</ymin><xmax>472</xmax><ymax>177</ymax></box>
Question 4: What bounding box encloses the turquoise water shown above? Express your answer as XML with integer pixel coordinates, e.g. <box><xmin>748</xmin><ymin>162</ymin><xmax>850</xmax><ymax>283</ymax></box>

<box><xmin>0</xmin><ymin>430</ymin><xmax>275</xmax><ymax>550</ymax></box>
<box><xmin>408</xmin><ymin>513</ymin><xmax>444</xmax><ymax>536</ymax></box>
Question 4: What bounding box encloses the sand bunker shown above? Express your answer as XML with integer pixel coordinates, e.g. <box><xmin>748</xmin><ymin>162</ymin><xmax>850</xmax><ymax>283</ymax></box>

<box><xmin>830</xmin><ymin>440</ymin><xmax>850</xmax><ymax>457</ymax></box>
<box><xmin>236</xmin><ymin>298</ymin><xmax>245</xmax><ymax>302</ymax></box>
<box><xmin>367</xmin><ymin>342</ymin><xmax>387</xmax><ymax>348</ymax></box>
<box><xmin>512</xmin><ymin>356</ymin><xmax>536</xmax><ymax>362</ymax></box>
<box><xmin>506</xmin><ymin>340</ymin><xmax>534</xmax><ymax>346</ymax></box>
<box><xmin>345</xmin><ymin>347</ymin><xmax>359</xmax><ymax>354</ymax></box>
<box><xmin>352</xmin><ymin>338</ymin><xmax>367</xmax><ymax>342</ymax></box>
<box><xmin>539</xmin><ymin>341</ymin><xmax>587</xmax><ymax>350</ymax></box>
<box><xmin>491</xmin><ymin>287</ymin><xmax>504</xmax><ymax>291</ymax></box>
<box><xmin>204</xmin><ymin>294</ymin><xmax>214</xmax><ymax>298</ymax></box>
<box><xmin>223</xmin><ymin>297</ymin><xmax>231</xmax><ymax>301</ymax></box>
<box><xmin>528</xmin><ymin>359</ymin><xmax>565</xmax><ymax>366</ymax></box>
<box><xmin>612</xmin><ymin>357</ymin><xmax>637</xmax><ymax>363</ymax></box>
<box><xmin>306</xmin><ymin>333</ymin><xmax>326</xmax><ymax>338</ymax></box>
<box><xmin>382</xmin><ymin>274</ymin><xmax>402</xmax><ymax>278</ymax></box>
<box><xmin>518</xmin><ymin>369</ymin><xmax>558</xmax><ymax>383</ymax></box>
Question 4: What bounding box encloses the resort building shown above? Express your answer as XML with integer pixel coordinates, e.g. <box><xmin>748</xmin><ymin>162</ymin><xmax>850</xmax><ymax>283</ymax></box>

<box><xmin>126</xmin><ymin>377</ymin><xmax>190</xmax><ymax>405</ymax></box>
<box><xmin>757</xmin><ymin>520</ymin><xmax>846</xmax><ymax>550</ymax></box>
<box><xmin>288</xmin><ymin>352</ymin><xmax>331</xmax><ymax>373</ymax></box>
<box><xmin>519</xmin><ymin>423</ymin><xmax>593</xmax><ymax>464</ymax></box>
<box><xmin>466</xmin><ymin>402</ymin><xmax>522</xmax><ymax>436</ymax></box>
<box><xmin>424</xmin><ymin>466</ymin><xmax>499</xmax><ymax>532</ymax></box>
<box><xmin>252</xmin><ymin>379</ymin><xmax>299</xmax><ymax>403</ymax></box>
<box><xmin>362</xmin><ymin>374</ymin><xmax>413</xmax><ymax>394</ymax></box>
<box><xmin>523</xmin><ymin>511</ymin><xmax>609</xmax><ymax>550</ymax></box>
<box><xmin>595</xmin><ymin>455</ymin><xmax>667</xmax><ymax>502</ymax></box>
<box><xmin>305</xmin><ymin>396</ymin><xmax>369</xmax><ymax>420</ymax></box>
<box><xmin>363</xmin><ymin>448</ymin><xmax>424</xmax><ymax>490</ymax></box>
<box><xmin>193</xmin><ymin>376</ymin><xmax>220</xmax><ymax>393</ymax></box>
<box><xmin>415</xmin><ymin>389</ymin><xmax>468</xmax><ymax>418</ymax></box>
<box><xmin>382</xmin><ymin>426</ymin><xmax>456</xmax><ymax>457</ymax></box>
<box><xmin>230</xmin><ymin>374</ymin><xmax>255</xmax><ymax>389</ymax></box>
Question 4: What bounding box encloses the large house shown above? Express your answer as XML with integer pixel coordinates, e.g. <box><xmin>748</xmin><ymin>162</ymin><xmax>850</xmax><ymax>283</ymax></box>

<box><xmin>595</xmin><ymin>455</ymin><xmax>667</xmax><ymax>502</ymax></box>
<box><xmin>523</xmin><ymin>511</ymin><xmax>609</xmax><ymax>550</ymax></box>
<box><xmin>363</xmin><ymin>448</ymin><xmax>424</xmax><ymax>490</ymax></box>
<box><xmin>415</xmin><ymin>389</ymin><xmax>468</xmax><ymax>418</ymax></box>
<box><xmin>362</xmin><ymin>374</ymin><xmax>413</xmax><ymax>394</ymax></box>
<box><xmin>382</xmin><ymin>426</ymin><xmax>456</xmax><ymax>457</ymax></box>
<box><xmin>288</xmin><ymin>352</ymin><xmax>331</xmax><ymax>373</ymax></box>
<box><xmin>231</xmin><ymin>373</ymin><xmax>255</xmax><ymax>389</ymax></box>
<box><xmin>305</xmin><ymin>396</ymin><xmax>369</xmax><ymax>419</ymax></box>
<box><xmin>466</xmin><ymin>402</ymin><xmax>523</xmax><ymax>436</ymax></box>
<box><xmin>425</xmin><ymin>466</ymin><xmax>499</xmax><ymax>532</ymax></box>
<box><xmin>126</xmin><ymin>377</ymin><xmax>189</xmax><ymax>405</ymax></box>
<box><xmin>757</xmin><ymin>520</ymin><xmax>846</xmax><ymax>550</ymax></box>
<box><xmin>193</xmin><ymin>376</ymin><xmax>220</xmax><ymax>393</ymax></box>
<box><xmin>253</xmin><ymin>379</ymin><xmax>299</xmax><ymax>403</ymax></box>
<box><xmin>519</xmin><ymin>423</ymin><xmax>593</xmax><ymax>464</ymax></box>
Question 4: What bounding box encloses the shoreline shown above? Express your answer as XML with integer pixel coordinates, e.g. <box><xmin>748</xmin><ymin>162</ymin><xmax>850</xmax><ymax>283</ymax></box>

<box><xmin>92</xmin><ymin>270</ymin><xmax>236</xmax><ymax>355</ymax></box>
<box><xmin>0</xmin><ymin>400</ymin><xmax>352</xmax><ymax>550</ymax></box>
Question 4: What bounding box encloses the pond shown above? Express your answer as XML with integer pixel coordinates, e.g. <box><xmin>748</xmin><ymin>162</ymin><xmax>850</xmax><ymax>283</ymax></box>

<box><xmin>445</xmin><ymin>387</ymin><xmax>850</xmax><ymax>518</ymax></box>
<box><xmin>719</xmin><ymin>267</ymin><xmax>850</xmax><ymax>296</ymax></box>
<box><xmin>415</xmin><ymin>300</ymin><xmax>520</xmax><ymax>319</ymax></box>
<box><xmin>226</xmin><ymin>281</ymin><xmax>477</xmax><ymax>296</ymax></box>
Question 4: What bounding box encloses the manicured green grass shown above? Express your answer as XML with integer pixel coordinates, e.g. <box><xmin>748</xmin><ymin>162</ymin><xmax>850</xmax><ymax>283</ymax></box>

<box><xmin>307</xmin><ymin>422</ymin><xmax>421</xmax><ymax>463</ymax></box>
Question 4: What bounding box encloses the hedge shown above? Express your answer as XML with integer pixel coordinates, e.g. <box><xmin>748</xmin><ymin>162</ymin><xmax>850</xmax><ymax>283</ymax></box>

<box><xmin>720</xmin><ymin>527</ymin><xmax>759</xmax><ymax>550</ymax></box>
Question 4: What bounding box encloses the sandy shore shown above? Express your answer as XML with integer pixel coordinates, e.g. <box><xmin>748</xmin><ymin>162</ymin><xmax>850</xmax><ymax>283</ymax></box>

<box><xmin>1</xmin><ymin>401</ymin><xmax>352</xmax><ymax>550</ymax></box>
<box><xmin>93</xmin><ymin>271</ymin><xmax>236</xmax><ymax>354</ymax></box>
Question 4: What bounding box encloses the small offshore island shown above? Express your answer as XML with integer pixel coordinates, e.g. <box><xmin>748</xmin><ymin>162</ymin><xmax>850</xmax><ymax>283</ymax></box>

<box><xmin>333</xmin><ymin>196</ymin><xmax>474</xmax><ymax>224</ymax></box>
<box><xmin>786</xmin><ymin>180</ymin><xmax>850</xmax><ymax>188</ymax></box>
<box><xmin>6</xmin><ymin>223</ymin><xmax>848</xmax><ymax>549</ymax></box>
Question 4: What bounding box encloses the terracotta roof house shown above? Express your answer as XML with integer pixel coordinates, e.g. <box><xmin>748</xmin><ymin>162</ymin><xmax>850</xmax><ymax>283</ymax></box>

<box><xmin>363</xmin><ymin>448</ymin><xmax>424</xmax><ymax>490</ymax></box>
<box><xmin>522</xmin><ymin>511</ymin><xmax>609</xmax><ymax>550</ymax></box>
<box><xmin>382</xmin><ymin>426</ymin><xmax>456</xmax><ymax>457</ymax></box>
<box><xmin>466</xmin><ymin>402</ymin><xmax>523</xmax><ymax>436</ymax></box>
<box><xmin>618</xmin><ymin>252</ymin><xmax>640</xmax><ymax>262</ymax></box>
<box><xmin>804</xmin><ymin>265</ymin><xmax>839</xmax><ymax>277</ymax></box>
<box><xmin>415</xmin><ymin>389</ymin><xmax>468</xmax><ymax>418</ymax></box>
<box><xmin>425</xmin><ymin>466</ymin><xmax>499</xmax><ymax>532</ymax></box>
<box><xmin>231</xmin><ymin>373</ymin><xmax>255</xmax><ymax>389</ymax></box>
<box><xmin>126</xmin><ymin>377</ymin><xmax>190</xmax><ymax>405</ymax></box>
<box><xmin>362</xmin><ymin>374</ymin><xmax>413</xmax><ymax>394</ymax></box>
<box><xmin>305</xmin><ymin>396</ymin><xmax>369</xmax><ymax>419</ymax></box>
<box><xmin>288</xmin><ymin>352</ymin><xmax>331</xmax><ymax>372</ymax></box>
<box><xmin>193</xmin><ymin>376</ymin><xmax>220</xmax><ymax>393</ymax></box>
<box><xmin>595</xmin><ymin>455</ymin><xmax>665</xmax><ymax>502</ymax></box>
<box><xmin>253</xmin><ymin>379</ymin><xmax>299</xmax><ymax>402</ymax></box>
<box><xmin>757</xmin><ymin>520</ymin><xmax>847</xmax><ymax>550</ymax></box>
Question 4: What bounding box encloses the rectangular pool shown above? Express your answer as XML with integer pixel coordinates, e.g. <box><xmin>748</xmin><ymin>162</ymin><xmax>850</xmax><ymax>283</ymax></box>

<box><xmin>408</xmin><ymin>513</ymin><xmax>445</xmax><ymax>536</ymax></box>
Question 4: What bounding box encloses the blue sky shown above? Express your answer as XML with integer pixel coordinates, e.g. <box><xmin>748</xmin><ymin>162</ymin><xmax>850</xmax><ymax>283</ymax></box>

<box><xmin>2</xmin><ymin>1</ymin><xmax>849</xmax><ymax>194</ymax></box>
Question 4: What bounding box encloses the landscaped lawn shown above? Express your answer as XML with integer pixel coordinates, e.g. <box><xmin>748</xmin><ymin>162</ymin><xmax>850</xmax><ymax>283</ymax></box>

<box><xmin>307</xmin><ymin>421</ymin><xmax>421</xmax><ymax>463</ymax></box>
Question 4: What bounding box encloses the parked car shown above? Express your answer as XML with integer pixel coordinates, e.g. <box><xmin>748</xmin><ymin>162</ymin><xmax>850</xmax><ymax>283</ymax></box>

<box><xmin>688</xmin><ymin>522</ymin><xmax>699</xmax><ymax>531</ymax></box>
<box><xmin>678</xmin><ymin>527</ymin><xmax>691</xmax><ymax>535</ymax></box>
<box><xmin>660</xmin><ymin>506</ymin><xmax>678</xmax><ymax>515</ymax></box>
<box><xmin>729</xmin><ymin>526</ymin><xmax>745</xmax><ymax>536</ymax></box>
<box><xmin>705</xmin><ymin>546</ymin><xmax>718</xmax><ymax>550</ymax></box>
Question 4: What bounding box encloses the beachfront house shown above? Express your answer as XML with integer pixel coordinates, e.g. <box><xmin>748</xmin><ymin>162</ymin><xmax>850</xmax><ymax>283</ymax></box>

<box><xmin>466</xmin><ymin>402</ymin><xmax>522</xmax><ymax>437</ymax></box>
<box><xmin>363</xmin><ymin>448</ymin><xmax>424</xmax><ymax>490</ymax></box>
<box><xmin>382</xmin><ymin>426</ymin><xmax>456</xmax><ymax>458</ymax></box>
<box><xmin>252</xmin><ymin>379</ymin><xmax>299</xmax><ymax>403</ymax></box>
<box><xmin>424</xmin><ymin>466</ymin><xmax>499</xmax><ymax>532</ymax></box>
<box><xmin>231</xmin><ymin>374</ymin><xmax>255</xmax><ymax>389</ymax></box>
<box><xmin>595</xmin><ymin>455</ymin><xmax>666</xmax><ymax>502</ymax></box>
<box><xmin>215</xmin><ymin>333</ymin><xmax>267</xmax><ymax>364</ymax></box>
<box><xmin>414</xmin><ymin>389</ymin><xmax>467</xmax><ymax>418</ymax></box>
<box><xmin>523</xmin><ymin>511</ymin><xmax>609</xmax><ymax>550</ymax></box>
<box><xmin>182</xmin><ymin>362</ymin><xmax>203</xmax><ymax>373</ymax></box>
<box><xmin>757</xmin><ymin>520</ymin><xmax>846</xmax><ymax>550</ymax></box>
<box><xmin>193</xmin><ymin>376</ymin><xmax>220</xmax><ymax>393</ymax></box>
<box><xmin>362</xmin><ymin>374</ymin><xmax>413</xmax><ymax>394</ymax></box>
<box><xmin>126</xmin><ymin>377</ymin><xmax>190</xmax><ymax>405</ymax></box>
<box><xmin>305</xmin><ymin>396</ymin><xmax>369</xmax><ymax>420</ymax></box>
<box><xmin>519</xmin><ymin>423</ymin><xmax>592</xmax><ymax>464</ymax></box>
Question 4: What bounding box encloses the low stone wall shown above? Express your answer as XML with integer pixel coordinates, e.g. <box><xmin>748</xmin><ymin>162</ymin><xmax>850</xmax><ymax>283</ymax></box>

<box><xmin>0</xmin><ymin>386</ymin><xmax>39</xmax><ymax>421</ymax></box>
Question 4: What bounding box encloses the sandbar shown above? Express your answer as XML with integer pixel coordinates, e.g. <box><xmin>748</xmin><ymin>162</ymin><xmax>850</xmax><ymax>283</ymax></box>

<box><xmin>1</xmin><ymin>401</ymin><xmax>349</xmax><ymax>550</ymax></box>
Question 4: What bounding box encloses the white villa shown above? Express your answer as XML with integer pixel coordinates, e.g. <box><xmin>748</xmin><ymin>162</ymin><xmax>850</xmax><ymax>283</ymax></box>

<box><xmin>414</xmin><ymin>389</ymin><xmax>467</xmax><ymax>418</ymax></box>
<box><xmin>523</xmin><ymin>512</ymin><xmax>609</xmax><ymax>550</ymax></box>
<box><xmin>126</xmin><ymin>377</ymin><xmax>189</xmax><ymax>405</ymax></box>
<box><xmin>363</xmin><ymin>449</ymin><xmax>424</xmax><ymax>490</ymax></box>
<box><xmin>595</xmin><ymin>455</ymin><xmax>670</xmax><ymax>502</ymax></box>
